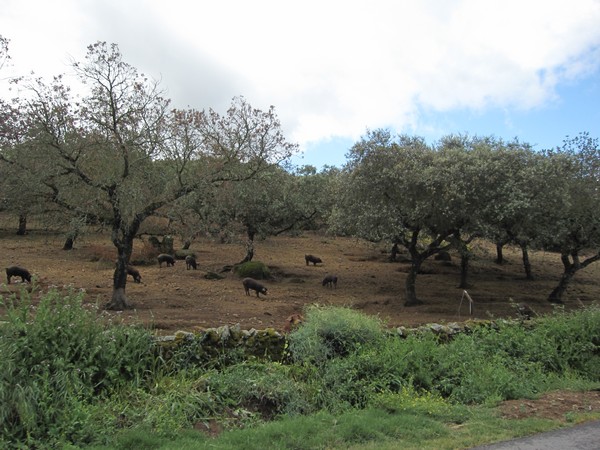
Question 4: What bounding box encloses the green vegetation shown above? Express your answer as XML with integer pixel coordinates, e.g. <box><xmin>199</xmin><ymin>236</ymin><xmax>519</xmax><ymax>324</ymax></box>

<box><xmin>234</xmin><ymin>261</ymin><xmax>271</xmax><ymax>279</ymax></box>
<box><xmin>1</xmin><ymin>289</ymin><xmax>599</xmax><ymax>449</ymax></box>
<box><xmin>0</xmin><ymin>288</ymin><xmax>158</xmax><ymax>448</ymax></box>
<box><xmin>2</xmin><ymin>30</ymin><xmax>600</xmax><ymax>450</ymax></box>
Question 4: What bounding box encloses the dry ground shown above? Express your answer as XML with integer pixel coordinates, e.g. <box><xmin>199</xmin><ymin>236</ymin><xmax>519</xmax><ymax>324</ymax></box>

<box><xmin>1</xmin><ymin>228</ymin><xmax>600</xmax><ymax>421</ymax></box>
<box><xmin>1</xmin><ymin>229</ymin><xmax>598</xmax><ymax>334</ymax></box>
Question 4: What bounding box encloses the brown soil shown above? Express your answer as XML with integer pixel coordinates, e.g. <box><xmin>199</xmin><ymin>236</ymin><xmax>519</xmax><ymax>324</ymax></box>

<box><xmin>1</xmin><ymin>230</ymin><xmax>598</xmax><ymax>334</ymax></box>
<box><xmin>498</xmin><ymin>390</ymin><xmax>600</xmax><ymax>422</ymax></box>
<box><xmin>1</xmin><ymin>229</ymin><xmax>599</xmax><ymax>422</ymax></box>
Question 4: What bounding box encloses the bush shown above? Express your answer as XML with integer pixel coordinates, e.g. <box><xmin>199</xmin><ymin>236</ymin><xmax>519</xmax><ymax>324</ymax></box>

<box><xmin>437</xmin><ymin>336</ymin><xmax>547</xmax><ymax>404</ymax></box>
<box><xmin>435</xmin><ymin>307</ymin><xmax>600</xmax><ymax>403</ymax></box>
<box><xmin>0</xmin><ymin>288</ymin><xmax>158</xmax><ymax>448</ymax></box>
<box><xmin>301</xmin><ymin>329</ymin><xmax>444</xmax><ymax>412</ymax></box>
<box><xmin>287</xmin><ymin>305</ymin><xmax>386</xmax><ymax>367</ymax></box>
<box><xmin>234</xmin><ymin>261</ymin><xmax>271</xmax><ymax>279</ymax></box>
<box><xmin>206</xmin><ymin>361</ymin><xmax>315</xmax><ymax>421</ymax></box>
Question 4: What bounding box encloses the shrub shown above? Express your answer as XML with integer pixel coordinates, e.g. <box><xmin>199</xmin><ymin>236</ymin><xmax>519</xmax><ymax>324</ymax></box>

<box><xmin>103</xmin><ymin>374</ymin><xmax>219</xmax><ymax>438</ymax></box>
<box><xmin>234</xmin><ymin>261</ymin><xmax>271</xmax><ymax>279</ymax></box>
<box><xmin>0</xmin><ymin>288</ymin><xmax>158</xmax><ymax>447</ymax></box>
<box><xmin>532</xmin><ymin>305</ymin><xmax>600</xmax><ymax>379</ymax></box>
<box><xmin>303</xmin><ymin>331</ymin><xmax>444</xmax><ymax>412</ymax></box>
<box><xmin>436</xmin><ymin>338</ymin><xmax>547</xmax><ymax>404</ymax></box>
<box><xmin>206</xmin><ymin>361</ymin><xmax>315</xmax><ymax>421</ymax></box>
<box><xmin>370</xmin><ymin>385</ymin><xmax>470</xmax><ymax>423</ymax></box>
<box><xmin>287</xmin><ymin>305</ymin><xmax>386</xmax><ymax>367</ymax></box>
<box><xmin>435</xmin><ymin>307</ymin><xmax>600</xmax><ymax>404</ymax></box>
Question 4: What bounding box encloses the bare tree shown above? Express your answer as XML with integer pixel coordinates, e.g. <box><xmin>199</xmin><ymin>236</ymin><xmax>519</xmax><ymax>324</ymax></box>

<box><xmin>2</xmin><ymin>42</ymin><xmax>296</xmax><ymax>310</ymax></box>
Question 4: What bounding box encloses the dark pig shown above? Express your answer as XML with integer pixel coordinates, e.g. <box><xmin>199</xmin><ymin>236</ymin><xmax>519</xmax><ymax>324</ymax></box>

<box><xmin>185</xmin><ymin>255</ymin><xmax>197</xmax><ymax>270</ymax></box>
<box><xmin>6</xmin><ymin>266</ymin><xmax>32</xmax><ymax>284</ymax></box>
<box><xmin>157</xmin><ymin>253</ymin><xmax>175</xmax><ymax>267</ymax></box>
<box><xmin>242</xmin><ymin>277</ymin><xmax>268</xmax><ymax>298</ymax></box>
<box><xmin>305</xmin><ymin>254</ymin><xmax>322</xmax><ymax>266</ymax></box>
<box><xmin>322</xmin><ymin>274</ymin><xmax>338</xmax><ymax>288</ymax></box>
<box><xmin>126</xmin><ymin>265</ymin><xmax>142</xmax><ymax>283</ymax></box>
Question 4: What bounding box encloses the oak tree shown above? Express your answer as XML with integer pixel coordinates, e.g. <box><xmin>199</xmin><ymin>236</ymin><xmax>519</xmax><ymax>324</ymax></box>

<box><xmin>2</xmin><ymin>42</ymin><xmax>295</xmax><ymax>310</ymax></box>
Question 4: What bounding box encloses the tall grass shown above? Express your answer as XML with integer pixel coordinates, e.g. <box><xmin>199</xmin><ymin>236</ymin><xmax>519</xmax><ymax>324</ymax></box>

<box><xmin>0</xmin><ymin>291</ymin><xmax>598</xmax><ymax>449</ymax></box>
<box><xmin>437</xmin><ymin>307</ymin><xmax>600</xmax><ymax>403</ymax></box>
<box><xmin>0</xmin><ymin>288</ymin><xmax>157</xmax><ymax>448</ymax></box>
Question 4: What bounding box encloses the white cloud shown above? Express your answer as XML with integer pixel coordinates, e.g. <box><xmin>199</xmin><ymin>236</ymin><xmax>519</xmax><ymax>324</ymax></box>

<box><xmin>2</xmin><ymin>0</ymin><xmax>600</xmax><ymax>153</ymax></box>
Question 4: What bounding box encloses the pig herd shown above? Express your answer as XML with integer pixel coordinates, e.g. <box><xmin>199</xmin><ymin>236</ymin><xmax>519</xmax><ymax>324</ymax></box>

<box><xmin>5</xmin><ymin>253</ymin><xmax>338</xmax><ymax>299</ymax></box>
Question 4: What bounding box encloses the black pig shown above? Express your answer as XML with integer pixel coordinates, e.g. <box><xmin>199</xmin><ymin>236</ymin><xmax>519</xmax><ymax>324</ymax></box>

<box><xmin>185</xmin><ymin>255</ymin><xmax>197</xmax><ymax>270</ymax></box>
<box><xmin>305</xmin><ymin>254</ymin><xmax>322</xmax><ymax>266</ymax></box>
<box><xmin>126</xmin><ymin>265</ymin><xmax>142</xmax><ymax>283</ymax></box>
<box><xmin>322</xmin><ymin>274</ymin><xmax>338</xmax><ymax>288</ymax></box>
<box><xmin>6</xmin><ymin>266</ymin><xmax>32</xmax><ymax>284</ymax></box>
<box><xmin>157</xmin><ymin>254</ymin><xmax>175</xmax><ymax>267</ymax></box>
<box><xmin>242</xmin><ymin>277</ymin><xmax>268</xmax><ymax>297</ymax></box>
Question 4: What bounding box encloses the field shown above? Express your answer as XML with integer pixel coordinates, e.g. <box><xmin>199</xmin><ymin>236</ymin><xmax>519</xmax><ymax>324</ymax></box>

<box><xmin>2</xmin><ymin>227</ymin><xmax>600</xmax><ymax>425</ymax></box>
<box><xmin>1</xmin><ymin>228</ymin><xmax>599</xmax><ymax>335</ymax></box>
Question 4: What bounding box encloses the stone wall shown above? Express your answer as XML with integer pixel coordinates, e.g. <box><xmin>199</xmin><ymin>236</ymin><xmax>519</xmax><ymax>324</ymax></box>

<box><xmin>153</xmin><ymin>319</ymin><xmax>516</xmax><ymax>364</ymax></box>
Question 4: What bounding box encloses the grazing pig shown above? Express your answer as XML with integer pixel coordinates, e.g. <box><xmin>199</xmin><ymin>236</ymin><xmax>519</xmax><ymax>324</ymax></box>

<box><xmin>305</xmin><ymin>254</ymin><xmax>322</xmax><ymax>266</ymax></box>
<box><xmin>126</xmin><ymin>265</ymin><xmax>142</xmax><ymax>283</ymax></box>
<box><xmin>157</xmin><ymin>253</ymin><xmax>175</xmax><ymax>267</ymax></box>
<box><xmin>322</xmin><ymin>274</ymin><xmax>338</xmax><ymax>288</ymax></box>
<box><xmin>185</xmin><ymin>255</ymin><xmax>197</xmax><ymax>270</ymax></box>
<box><xmin>242</xmin><ymin>277</ymin><xmax>268</xmax><ymax>298</ymax></box>
<box><xmin>6</xmin><ymin>266</ymin><xmax>32</xmax><ymax>284</ymax></box>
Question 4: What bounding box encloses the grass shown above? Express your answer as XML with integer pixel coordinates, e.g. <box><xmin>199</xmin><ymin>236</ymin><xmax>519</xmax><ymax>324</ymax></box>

<box><xmin>87</xmin><ymin>404</ymin><xmax>592</xmax><ymax>450</ymax></box>
<box><xmin>1</xmin><ymin>287</ymin><xmax>599</xmax><ymax>449</ymax></box>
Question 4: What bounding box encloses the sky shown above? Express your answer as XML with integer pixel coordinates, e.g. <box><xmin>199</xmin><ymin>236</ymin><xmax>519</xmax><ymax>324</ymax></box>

<box><xmin>1</xmin><ymin>0</ymin><xmax>600</xmax><ymax>169</ymax></box>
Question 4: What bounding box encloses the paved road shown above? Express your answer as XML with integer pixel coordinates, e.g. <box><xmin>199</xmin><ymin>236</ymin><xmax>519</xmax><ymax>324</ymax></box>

<box><xmin>472</xmin><ymin>420</ymin><xmax>600</xmax><ymax>449</ymax></box>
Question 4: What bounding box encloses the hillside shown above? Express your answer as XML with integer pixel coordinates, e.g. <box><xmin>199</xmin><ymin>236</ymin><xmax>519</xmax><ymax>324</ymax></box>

<box><xmin>2</xmin><ymin>230</ymin><xmax>598</xmax><ymax>334</ymax></box>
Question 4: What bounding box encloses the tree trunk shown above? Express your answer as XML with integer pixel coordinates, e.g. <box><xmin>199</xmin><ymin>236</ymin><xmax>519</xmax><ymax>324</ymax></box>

<box><xmin>106</xmin><ymin>253</ymin><xmax>133</xmax><ymax>310</ymax></box>
<box><xmin>403</xmin><ymin>228</ymin><xmax>455</xmax><ymax>306</ymax></box>
<box><xmin>238</xmin><ymin>226</ymin><xmax>255</xmax><ymax>264</ymax></box>
<box><xmin>520</xmin><ymin>242</ymin><xmax>533</xmax><ymax>280</ymax></box>
<box><xmin>63</xmin><ymin>237</ymin><xmax>75</xmax><ymax>250</ymax></box>
<box><xmin>548</xmin><ymin>270</ymin><xmax>574</xmax><ymax>304</ymax></box>
<box><xmin>16</xmin><ymin>213</ymin><xmax>27</xmax><ymax>235</ymax></box>
<box><xmin>404</xmin><ymin>260</ymin><xmax>424</xmax><ymax>306</ymax></box>
<box><xmin>63</xmin><ymin>229</ymin><xmax>78</xmax><ymax>250</ymax></box>
<box><xmin>548</xmin><ymin>253</ymin><xmax>576</xmax><ymax>304</ymax></box>
<box><xmin>548</xmin><ymin>251</ymin><xmax>600</xmax><ymax>304</ymax></box>
<box><xmin>105</xmin><ymin>222</ymin><xmax>138</xmax><ymax>311</ymax></box>
<box><xmin>161</xmin><ymin>235</ymin><xmax>174</xmax><ymax>254</ymax></box>
<box><xmin>182</xmin><ymin>239</ymin><xmax>191</xmax><ymax>250</ymax></box>
<box><xmin>390</xmin><ymin>242</ymin><xmax>399</xmax><ymax>262</ymax></box>
<box><xmin>495</xmin><ymin>241</ymin><xmax>504</xmax><ymax>264</ymax></box>
<box><xmin>453</xmin><ymin>231</ymin><xmax>473</xmax><ymax>288</ymax></box>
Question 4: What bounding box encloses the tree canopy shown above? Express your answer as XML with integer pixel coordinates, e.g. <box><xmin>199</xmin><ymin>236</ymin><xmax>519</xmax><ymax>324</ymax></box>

<box><xmin>0</xmin><ymin>41</ymin><xmax>297</xmax><ymax>310</ymax></box>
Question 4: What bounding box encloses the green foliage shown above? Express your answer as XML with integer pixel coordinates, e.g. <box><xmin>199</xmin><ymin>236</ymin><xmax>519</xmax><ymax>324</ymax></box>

<box><xmin>437</xmin><ymin>337</ymin><xmax>547</xmax><ymax>404</ymax></box>
<box><xmin>287</xmin><ymin>305</ymin><xmax>386</xmax><ymax>367</ymax></box>
<box><xmin>436</xmin><ymin>306</ymin><xmax>600</xmax><ymax>403</ymax></box>
<box><xmin>1</xmin><ymin>294</ymin><xmax>598</xmax><ymax>449</ymax></box>
<box><xmin>370</xmin><ymin>386</ymin><xmax>470</xmax><ymax>422</ymax></box>
<box><xmin>205</xmin><ymin>361</ymin><xmax>315</xmax><ymax>421</ymax></box>
<box><xmin>234</xmin><ymin>261</ymin><xmax>271</xmax><ymax>279</ymax></box>
<box><xmin>0</xmin><ymin>288</ymin><xmax>157</xmax><ymax>448</ymax></box>
<box><xmin>102</xmin><ymin>374</ymin><xmax>219</xmax><ymax>438</ymax></box>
